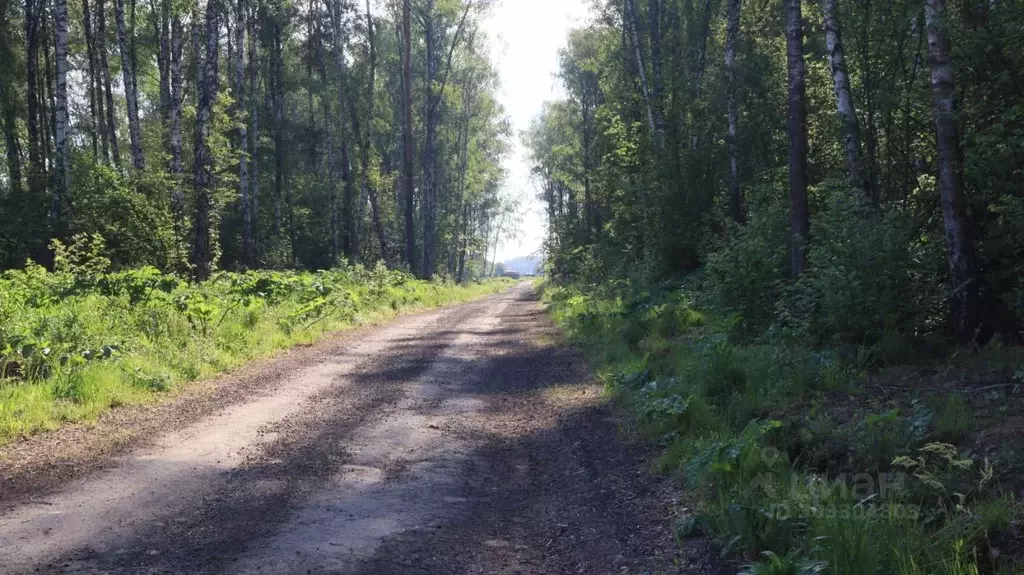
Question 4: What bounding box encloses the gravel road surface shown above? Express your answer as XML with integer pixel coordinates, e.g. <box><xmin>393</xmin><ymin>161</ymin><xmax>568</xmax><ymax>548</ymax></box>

<box><xmin>0</xmin><ymin>283</ymin><xmax>721</xmax><ymax>574</ymax></box>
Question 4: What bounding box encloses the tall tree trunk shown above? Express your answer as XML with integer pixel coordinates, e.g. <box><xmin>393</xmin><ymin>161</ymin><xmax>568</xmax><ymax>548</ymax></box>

<box><xmin>86</xmin><ymin>0</ymin><xmax>111</xmax><ymax>163</ymax></box>
<box><xmin>648</xmin><ymin>0</ymin><xmax>664</xmax><ymax>108</ymax></box>
<box><xmin>823</xmin><ymin>0</ymin><xmax>869</xmax><ymax>200</ymax></box>
<box><xmin>248</xmin><ymin>5</ymin><xmax>260</xmax><ymax>259</ymax></box>
<box><xmin>168</xmin><ymin>12</ymin><xmax>185</xmax><ymax>265</ymax></box>
<box><xmin>401</xmin><ymin>0</ymin><xmax>417</xmax><ymax>274</ymax></box>
<box><xmin>625</xmin><ymin>0</ymin><xmax>660</xmax><ymax>151</ymax></box>
<box><xmin>925</xmin><ymin>0</ymin><xmax>979</xmax><ymax>341</ymax></box>
<box><xmin>52</xmin><ymin>0</ymin><xmax>70</xmax><ymax>240</ymax></box>
<box><xmin>860</xmin><ymin>0</ymin><xmax>878</xmax><ymax>198</ymax></box>
<box><xmin>329</xmin><ymin>0</ymin><xmax>356</xmax><ymax>264</ymax></box>
<box><xmin>115</xmin><ymin>0</ymin><xmax>145</xmax><ymax>169</ymax></box>
<box><xmin>340</xmin><ymin>133</ymin><xmax>355</xmax><ymax>263</ymax></box>
<box><xmin>420</xmin><ymin>0</ymin><xmax>471</xmax><ymax>277</ymax></box>
<box><xmin>419</xmin><ymin>0</ymin><xmax>438</xmax><ymax>278</ymax></box>
<box><xmin>0</xmin><ymin>76</ymin><xmax>24</xmax><ymax>197</ymax></box>
<box><xmin>25</xmin><ymin>0</ymin><xmax>44</xmax><ymax>195</ymax></box>
<box><xmin>96</xmin><ymin>0</ymin><xmax>121</xmax><ymax>166</ymax></box>
<box><xmin>82</xmin><ymin>0</ymin><xmax>100</xmax><ymax>158</ymax></box>
<box><xmin>581</xmin><ymin>87</ymin><xmax>594</xmax><ymax>241</ymax></box>
<box><xmin>235</xmin><ymin>0</ymin><xmax>252</xmax><ymax>267</ymax></box>
<box><xmin>689</xmin><ymin>0</ymin><xmax>713</xmax><ymax>150</ymax></box>
<box><xmin>456</xmin><ymin>203</ymin><xmax>469</xmax><ymax>282</ymax></box>
<box><xmin>329</xmin><ymin>110</ymin><xmax>340</xmax><ymax>264</ymax></box>
<box><xmin>451</xmin><ymin>63</ymin><xmax>475</xmax><ymax>274</ymax></box>
<box><xmin>169</xmin><ymin>14</ymin><xmax>183</xmax><ymax>194</ymax></box>
<box><xmin>725</xmin><ymin>0</ymin><xmax>742</xmax><ymax>222</ymax></box>
<box><xmin>272</xmin><ymin>24</ymin><xmax>284</xmax><ymax>239</ymax></box>
<box><xmin>192</xmin><ymin>0</ymin><xmax>219</xmax><ymax>279</ymax></box>
<box><xmin>785</xmin><ymin>0</ymin><xmax>809</xmax><ymax>276</ymax></box>
<box><xmin>41</xmin><ymin>10</ymin><xmax>54</xmax><ymax>183</ymax></box>
<box><xmin>150</xmin><ymin>0</ymin><xmax>170</xmax><ymax>128</ymax></box>
<box><xmin>361</xmin><ymin>0</ymin><xmax>386</xmax><ymax>265</ymax></box>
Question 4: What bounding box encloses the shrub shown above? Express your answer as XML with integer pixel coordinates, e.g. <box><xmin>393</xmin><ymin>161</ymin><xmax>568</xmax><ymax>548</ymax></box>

<box><xmin>705</xmin><ymin>184</ymin><xmax>789</xmax><ymax>334</ymax></box>
<box><xmin>0</xmin><ymin>261</ymin><xmax>511</xmax><ymax>443</ymax></box>
<box><xmin>778</xmin><ymin>189</ymin><xmax>945</xmax><ymax>348</ymax></box>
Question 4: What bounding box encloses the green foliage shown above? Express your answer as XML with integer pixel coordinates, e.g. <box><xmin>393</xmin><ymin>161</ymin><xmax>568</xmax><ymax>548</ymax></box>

<box><xmin>545</xmin><ymin>279</ymin><xmax>1022</xmax><ymax>573</ymax></box>
<box><xmin>0</xmin><ymin>262</ymin><xmax>510</xmax><ymax>443</ymax></box>
<box><xmin>67</xmin><ymin>161</ymin><xmax>177</xmax><ymax>270</ymax></box>
<box><xmin>704</xmin><ymin>184</ymin><xmax>790</xmax><ymax>333</ymax></box>
<box><xmin>740</xmin><ymin>551</ymin><xmax>826</xmax><ymax>575</ymax></box>
<box><xmin>782</xmin><ymin>189</ymin><xmax>944</xmax><ymax>348</ymax></box>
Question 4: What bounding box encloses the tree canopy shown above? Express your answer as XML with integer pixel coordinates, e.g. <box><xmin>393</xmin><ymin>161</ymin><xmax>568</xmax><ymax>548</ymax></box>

<box><xmin>0</xmin><ymin>0</ymin><xmax>517</xmax><ymax>281</ymax></box>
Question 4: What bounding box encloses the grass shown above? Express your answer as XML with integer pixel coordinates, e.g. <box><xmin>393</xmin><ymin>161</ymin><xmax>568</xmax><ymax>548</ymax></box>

<box><xmin>542</xmin><ymin>279</ymin><xmax>1024</xmax><ymax>574</ymax></box>
<box><xmin>0</xmin><ymin>262</ymin><xmax>512</xmax><ymax>444</ymax></box>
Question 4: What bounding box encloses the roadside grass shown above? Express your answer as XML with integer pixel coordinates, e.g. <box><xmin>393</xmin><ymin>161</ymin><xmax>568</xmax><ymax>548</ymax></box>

<box><xmin>541</xmin><ymin>279</ymin><xmax>1024</xmax><ymax>574</ymax></box>
<box><xmin>0</xmin><ymin>261</ymin><xmax>511</xmax><ymax>444</ymax></box>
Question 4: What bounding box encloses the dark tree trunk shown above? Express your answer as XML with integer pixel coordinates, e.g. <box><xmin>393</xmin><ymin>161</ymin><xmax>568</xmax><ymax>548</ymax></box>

<box><xmin>341</xmin><ymin>137</ymin><xmax>355</xmax><ymax>264</ymax></box>
<box><xmin>362</xmin><ymin>0</ymin><xmax>386</xmax><ymax>265</ymax></box>
<box><xmin>785</xmin><ymin>0</ymin><xmax>809</xmax><ymax>276</ymax></box>
<box><xmin>419</xmin><ymin>0</ymin><xmax>471</xmax><ymax>278</ymax></box>
<box><xmin>401</xmin><ymin>0</ymin><xmax>417</xmax><ymax>274</ymax></box>
<box><xmin>115</xmin><ymin>0</ymin><xmax>145</xmax><ymax>169</ymax></box>
<box><xmin>456</xmin><ymin>203</ymin><xmax>469</xmax><ymax>282</ymax></box>
<box><xmin>648</xmin><ymin>0</ymin><xmax>663</xmax><ymax>107</ymax></box>
<box><xmin>689</xmin><ymin>0</ymin><xmax>713</xmax><ymax>149</ymax></box>
<box><xmin>859</xmin><ymin>0</ymin><xmax>879</xmax><ymax>199</ymax></box>
<box><xmin>53</xmin><ymin>0</ymin><xmax>70</xmax><ymax>240</ymax></box>
<box><xmin>235</xmin><ymin>0</ymin><xmax>252</xmax><ymax>267</ymax></box>
<box><xmin>0</xmin><ymin>75</ymin><xmax>24</xmax><ymax>197</ymax></box>
<box><xmin>451</xmin><ymin>60</ymin><xmax>475</xmax><ymax>274</ymax></box>
<box><xmin>329</xmin><ymin>0</ymin><xmax>357</xmax><ymax>265</ymax></box>
<box><xmin>925</xmin><ymin>0</ymin><xmax>979</xmax><ymax>341</ymax></box>
<box><xmin>96</xmin><ymin>0</ymin><xmax>121</xmax><ymax>166</ymax></box>
<box><xmin>248</xmin><ymin>4</ymin><xmax>260</xmax><ymax>258</ymax></box>
<box><xmin>151</xmin><ymin>0</ymin><xmax>171</xmax><ymax>129</ymax></box>
<box><xmin>272</xmin><ymin>24</ymin><xmax>284</xmax><ymax>239</ymax></box>
<box><xmin>25</xmin><ymin>0</ymin><xmax>44</xmax><ymax>195</ymax></box>
<box><xmin>419</xmin><ymin>0</ymin><xmax>437</xmax><ymax>278</ymax></box>
<box><xmin>192</xmin><ymin>0</ymin><xmax>220</xmax><ymax>279</ymax></box>
<box><xmin>82</xmin><ymin>0</ymin><xmax>100</xmax><ymax>158</ymax></box>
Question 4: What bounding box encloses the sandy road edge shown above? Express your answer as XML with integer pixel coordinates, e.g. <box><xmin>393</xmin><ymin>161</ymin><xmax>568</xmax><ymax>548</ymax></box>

<box><xmin>0</xmin><ymin>287</ymin><xmax>516</xmax><ymax>506</ymax></box>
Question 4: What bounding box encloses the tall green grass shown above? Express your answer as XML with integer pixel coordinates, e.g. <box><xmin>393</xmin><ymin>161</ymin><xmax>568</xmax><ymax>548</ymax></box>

<box><xmin>0</xmin><ymin>261</ymin><xmax>511</xmax><ymax>444</ymax></box>
<box><xmin>543</xmin><ymin>280</ymin><xmax>1023</xmax><ymax>574</ymax></box>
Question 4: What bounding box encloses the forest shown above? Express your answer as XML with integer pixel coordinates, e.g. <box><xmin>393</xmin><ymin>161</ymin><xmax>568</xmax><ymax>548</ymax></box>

<box><xmin>535</xmin><ymin>0</ymin><xmax>1024</xmax><ymax>573</ymax></box>
<box><xmin>4</xmin><ymin>0</ymin><xmax>1024</xmax><ymax>569</ymax></box>
<box><xmin>0</xmin><ymin>0</ymin><xmax>519</xmax><ymax>474</ymax></box>
<box><xmin>0</xmin><ymin>0</ymin><xmax>515</xmax><ymax>279</ymax></box>
<box><xmin>533</xmin><ymin>0</ymin><xmax>1024</xmax><ymax>346</ymax></box>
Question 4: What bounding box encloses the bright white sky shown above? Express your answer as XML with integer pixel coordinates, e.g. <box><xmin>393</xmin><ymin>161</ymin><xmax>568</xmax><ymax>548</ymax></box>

<box><xmin>482</xmin><ymin>0</ymin><xmax>592</xmax><ymax>262</ymax></box>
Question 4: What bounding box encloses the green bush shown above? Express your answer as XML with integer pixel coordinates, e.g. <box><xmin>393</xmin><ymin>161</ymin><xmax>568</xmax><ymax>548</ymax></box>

<box><xmin>705</xmin><ymin>184</ymin><xmax>789</xmax><ymax>334</ymax></box>
<box><xmin>0</xmin><ymin>259</ymin><xmax>511</xmax><ymax>443</ymax></box>
<box><xmin>544</xmin><ymin>278</ymin><xmax>1021</xmax><ymax>574</ymax></box>
<box><xmin>778</xmin><ymin>189</ymin><xmax>944</xmax><ymax>349</ymax></box>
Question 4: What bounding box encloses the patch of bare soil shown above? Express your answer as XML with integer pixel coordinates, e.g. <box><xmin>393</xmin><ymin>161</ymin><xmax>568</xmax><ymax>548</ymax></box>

<box><xmin>0</xmin><ymin>283</ymin><xmax>723</xmax><ymax>574</ymax></box>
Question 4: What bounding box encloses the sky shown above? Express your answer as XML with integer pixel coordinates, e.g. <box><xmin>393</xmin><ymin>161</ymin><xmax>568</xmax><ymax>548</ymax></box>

<box><xmin>481</xmin><ymin>0</ymin><xmax>592</xmax><ymax>263</ymax></box>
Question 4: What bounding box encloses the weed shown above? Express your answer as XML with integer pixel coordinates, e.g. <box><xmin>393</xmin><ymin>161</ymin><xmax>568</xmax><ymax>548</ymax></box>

<box><xmin>543</xmin><ymin>278</ymin><xmax>1021</xmax><ymax>573</ymax></box>
<box><xmin>0</xmin><ymin>263</ymin><xmax>511</xmax><ymax>444</ymax></box>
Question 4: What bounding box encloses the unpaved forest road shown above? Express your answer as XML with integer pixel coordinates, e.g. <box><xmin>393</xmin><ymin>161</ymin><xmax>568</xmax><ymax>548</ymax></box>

<box><xmin>0</xmin><ymin>283</ymin><xmax>721</xmax><ymax>574</ymax></box>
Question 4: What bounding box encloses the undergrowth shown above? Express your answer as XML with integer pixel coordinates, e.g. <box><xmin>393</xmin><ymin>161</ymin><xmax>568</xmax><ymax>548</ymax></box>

<box><xmin>543</xmin><ymin>278</ymin><xmax>1024</xmax><ymax>574</ymax></box>
<box><xmin>0</xmin><ymin>238</ymin><xmax>511</xmax><ymax>444</ymax></box>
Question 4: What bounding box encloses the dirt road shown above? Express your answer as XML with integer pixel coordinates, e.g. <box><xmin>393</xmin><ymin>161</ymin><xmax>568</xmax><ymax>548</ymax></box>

<box><xmin>0</xmin><ymin>283</ymin><xmax>720</xmax><ymax>574</ymax></box>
